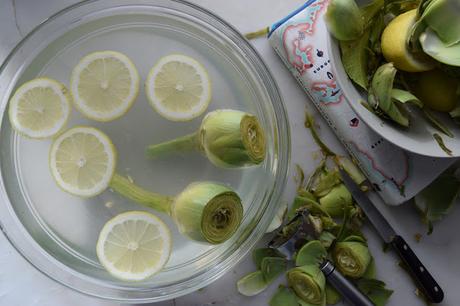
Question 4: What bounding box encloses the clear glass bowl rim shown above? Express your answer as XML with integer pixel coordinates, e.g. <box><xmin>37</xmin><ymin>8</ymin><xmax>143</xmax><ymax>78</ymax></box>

<box><xmin>0</xmin><ymin>0</ymin><xmax>291</xmax><ymax>302</ymax></box>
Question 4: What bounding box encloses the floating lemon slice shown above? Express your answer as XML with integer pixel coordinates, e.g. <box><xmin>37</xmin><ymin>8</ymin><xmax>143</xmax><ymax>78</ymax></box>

<box><xmin>96</xmin><ymin>211</ymin><xmax>171</xmax><ymax>281</ymax></box>
<box><xmin>145</xmin><ymin>54</ymin><xmax>211</xmax><ymax>121</ymax></box>
<box><xmin>49</xmin><ymin>126</ymin><xmax>116</xmax><ymax>197</ymax></box>
<box><xmin>70</xmin><ymin>51</ymin><xmax>140</xmax><ymax>122</ymax></box>
<box><xmin>8</xmin><ymin>77</ymin><xmax>71</xmax><ymax>139</ymax></box>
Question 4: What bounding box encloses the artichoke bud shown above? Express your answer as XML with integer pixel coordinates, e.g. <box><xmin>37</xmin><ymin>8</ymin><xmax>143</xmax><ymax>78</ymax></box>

<box><xmin>287</xmin><ymin>265</ymin><xmax>326</xmax><ymax>305</ymax></box>
<box><xmin>333</xmin><ymin>241</ymin><xmax>371</xmax><ymax>278</ymax></box>
<box><xmin>319</xmin><ymin>184</ymin><xmax>353</xmax><ymax>217</ymax></box>
<box><xmin>199</xmin><ymin>109</ymin><xmax>266</xmax><ymax>168</ymax></box>
<box><xmin>325</xmin><ymin>0</ymin><xmax>364</xmax><ymax>41</ymax></box>
<box><xmin>172</xmin><ymin>182</ymin><xmax>243</xmax><ymax>244</ymax></box>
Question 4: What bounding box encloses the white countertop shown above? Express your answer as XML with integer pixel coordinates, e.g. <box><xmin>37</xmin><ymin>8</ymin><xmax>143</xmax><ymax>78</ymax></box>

<box><xmin>1</xmin><ymin>0</ymin><xmax>459</xmax><ymax>305</ymax></box>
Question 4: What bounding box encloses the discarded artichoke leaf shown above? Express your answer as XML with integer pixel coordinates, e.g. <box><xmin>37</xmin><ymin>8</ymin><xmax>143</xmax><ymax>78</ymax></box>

<box><xmin>325</xmin><ymin>283</ymin><xmax>342</xmax><ymax>305</ymax></box>
<box><xmin>266</xmin><ymin>202</ymin><xmax>288</xmax><ymax>233</ymax></box>
<box><xmin>269</xmin><ymin>285</ymin><xmax>300</xmax><ymax>306</ymax></box>
<box><xmin>295</xmin><ymin>164</ymin><xmax>306</xmax><ymax>191</ymax></box>
<box><xmin>340</xmin><ymin>30</ymin><xmax>371</xmax><ymax>90</ymax></box>
<box><xmin>261</xmin><ymin>257</ymin><xmax>288</xmax><ymax>283</ymax></box>
<box><xmin>334</xmin><ymin>155</ymin><xmax>367</xmax><ymax>185</ymax></box>
<box><xmin>312</xmin><ymin>169</ymin><xmax>342</xmax><ymax>198</ymax></box>
<box><xmin>391</xmin><ymin>88</ymin><xmax>423</xmax><ymax>108</ymax></box>
<box><xmin>287</xmin><ymin>265</ymin><xmax>326</xmax><ymax>305</ymax></box>
<box><xmin>422</xmin><ymin>0</ymin><xmax>460</xmax><ymax>46</ymax></box>
<box><xmin>305</xmin><ymin>159</ymin><xmax>327</xmax><ymax>191</ymax></box>
<box><xmin>369</xmin><ymin>63</ymin><xmax>410</xmax><ymax>126</ymax></box>
<box><xmin>420</xmin><ymin>28</ymin><xmax>460</xmax><ymax>66</ymax></box>
<box><xmin>422</xmin><ymin>108</ymin><xmax>454</xmax><ymax>137</ymax></box>
<box><xmin>295</xmin><ymin>240</ymin><xmax>328</xmax><ymax>267</ymax></box>
<box><xmin>305</xmin><ymin>112</ymin><xmax>336</xmax><ymax>157</ymax></box>
<box><xmin>414</xmin><ymin>167</ymin><xmax>460</xmax><ymax>233</ymax></box>
<box><xmin>333</xmin><ymin>240</ymin><xmax>372</xmax><ymax>278</ymax></box>
<box><xmin>361</xmin><ymin>0</ymin><xmax>384</xmax><ymax>25</ymax></box>
<box><xmin>418</xmin><ymin>0</ymin><xmax>435</xmax><ymax>15</ymax></box>
<box><xmin>253</xmin><ymin>248</ymin><xmax>286</xmax><ymax>269</ymax></box>
<box><xmin>308</xmin><ymin>215</ymin><xmax>324</xmax><ymax>237</ymax></box>
<box><xmin>318</xmin><ymin>231</ymin><xmax>337</xmax><ymax>249</ymax></box>
<box><xmin>356</xmin><ymin>278</ymin><xmax>394</xmax><ymax>306</ymax></box>
<box><xmin>319</xmin><ymin>184</ymin><xmax>353</xmax><ymax>217</ymax></box>
<box><xmin>343</xmin><ymin>234</ymin><xmax>368</xmax><ymax>244</ymax></box>
<box><xmin>368</xmin><ymin>13</ymin><xmax>385</xmax><ymax>54</ymax></box>
<box><xmin>433</xmin><ymin>133</ymin><xmax>453</xmax><ymax>156</ymax></box>
<box><xmin>287</xmin><ymin>193</ymin><xmax>318</xmax><ymax>221</ymax></box>
<box><xmin>325</xmin><ymin>0</ymin><xmax>364</xmax><ymax>41</ymax></box>
<box><xmin>237</xmin><ymin>270</ymin><xmax>268</xmax><ymax>296</ymax></box>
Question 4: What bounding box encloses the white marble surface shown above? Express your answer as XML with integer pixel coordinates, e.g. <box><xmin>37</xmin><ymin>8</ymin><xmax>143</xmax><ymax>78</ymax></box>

<box><xmin>0</xmin><ymin>0</ymin><xmax>459</xmax><ymax>305</ymax></box>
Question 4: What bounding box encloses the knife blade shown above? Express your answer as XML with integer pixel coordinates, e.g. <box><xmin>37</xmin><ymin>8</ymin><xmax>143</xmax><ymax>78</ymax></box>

<box><xmin>339</xmin><ymin>169</ymin><xmax>444</xmax><ymax>303</ymax></box>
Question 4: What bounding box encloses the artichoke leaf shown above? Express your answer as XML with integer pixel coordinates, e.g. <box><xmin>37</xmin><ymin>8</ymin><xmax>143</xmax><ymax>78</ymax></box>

<box><xmin>312</xmin><ymin>169</ymin><xmax>342</xmax><ymax>198</ymax></box>
<box><xmin>318</xmin><ymin>231</ymin><xmax>337</xmax><ymax>249</ymax></box>
<box><xmin>325</xmin><ymin>284</ymin><xmax>342</xmax><ymax>305</ymax></box>
<box><xmin>237</xmin><ymin>271</ymin><xmax>268</xmax><ymax>296</ymax></box>
<box><xmin>325</xmin><ymin>0</ymin><xmax>364</xmax><ymax>41</ymax></box>
<box><xmin>261</xmin><ymin>257</ymin><xmax>288</xmax><ymax>283</ymax></box>
<box><xmin>420</xmin><ymin>28</ymin><xmax>460</xmax><ymax>66</ymax></box>
<box><xmin>361</xmin><ymin>0</ymin><xmax>384</xmax><ymax>25</ymax></box>
<box><xmin>287</xmin><ymin>193</ymin><xmax>318</xmax><ymax>221</ymax></box>
<box><xmin>269</xmin><ymin>285</ymin><xmax>300</xmax><ymax>306</ymax></box>
<box><xmin>340</xmin><ymin>30</ymin><xmax>371</xmax><ymax>90</ymax></box>
<box><xmin>391</xmin><ymin>88</ymin><xmax>423</xmax><ymax>108</ymax></box>
<box><xmin>356</xmin><ymin>278</ymin><xmax>394</xmax><ymax>306</ymax></box>
<box><xmin>266</xmin><ymin>202</ymin><xmax>288</xmax><ymax>233</ymax></box>
<box><xmin>414</xmin><ymin>167</ymin><xmax>460</xmax><ymax>233</ymax></box>
<box><xmin>287</xmin><ymin>265</ymin><xmax>326</xmax><ymax>305</ymax></box>
<box><xmin>319</xmin><ymin>184</ymin><xmax>353</xmax><ymax>217</ymax></box>
<box><xmin>295</xmin><ymin>240</ymin><xmax>328</xmax><ymax>267</ymax></box>
<box><xmin>343</xmin><ymin>234</ymin><xmax>368</xmax><ymax>244</ymax></box>
<box><xmin>421</xmin><ymin>0</ymin><xmax>460</xmax><ymax>46</ymax></box>
<box><xmin>362</xmin><ymin>256</ymin><xmax>377</xmax><ymax>279</ymax></box>
<box><xmin>450</xmin><ymin>104</ymin><xmax>460</xmax><ymax>124</ymax></box>
<box><xmin>252</xmin><ymin>248</ymin><xmax>286</xmax><ymax>269</ymax></box>
<box><xmin>369</xmin><ymin>63</ymin><xmax>410</xmax><ymax>126</ymax></box>
<box><xmin>422</xmin><ymin>108</ymin><xmax>454</xmax><ymax>137</ymax></box>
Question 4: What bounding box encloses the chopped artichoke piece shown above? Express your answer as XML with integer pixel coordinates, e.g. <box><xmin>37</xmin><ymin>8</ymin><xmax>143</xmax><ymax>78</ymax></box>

<box><xmin>295</xmin><ymin>240</ymin><xmax>328</xmax><ymax>266</ymax></box>
<box><xmin>333</xmin><ymin>240</ymin><xmax>371</xmax><ymax>278</ymax></box>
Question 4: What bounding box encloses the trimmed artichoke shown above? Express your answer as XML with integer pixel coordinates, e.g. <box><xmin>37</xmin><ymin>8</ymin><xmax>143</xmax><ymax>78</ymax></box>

<box><xmin>333</xmin><ymin>240</ymin><xmax>371</xmax><ymax>278</ymax></box>
<box><xmin>110</xmin><ymin>174</ymin><xmax>243</xmax><ymax>244</ymax></box>
<box><xmin>287</xmin><ymin>265</ymin><xmax>326</xmax><ymax>305</ymax></box>
<box><xmin>146</xmin><ymin>109</ymin><xmax>266</xmax><ymax>168</ymax></box>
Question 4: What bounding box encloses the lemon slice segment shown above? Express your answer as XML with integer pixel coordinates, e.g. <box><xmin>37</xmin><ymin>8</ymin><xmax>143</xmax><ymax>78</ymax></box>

<box><xmin>145</xmin><ymin>54</ymin><xmax>211</xmax><ymax>121</ymax></box>
<box><xmin>49</xmin><ymin>126</ymin><xmax>116</xmax><ymax>197</ymax></box>
<box><xmin>70</xmin><ymin>51</ymin><xmax>140</xmax><ymax>121</ymax></box>
<box><xmin>8</xmin><ymin>77</ymin><xmax>71</xmax><ymax>138</ymax></box>
<box><xmin>96</xmin><ymin>211</ymin><xmax>171</xmax><ymax>281</ymax></box>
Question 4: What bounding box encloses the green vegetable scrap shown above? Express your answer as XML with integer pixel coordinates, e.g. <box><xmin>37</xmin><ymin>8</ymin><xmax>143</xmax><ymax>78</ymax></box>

<box><xmin>432</xmin><ymin>133</ymin><xmax>453</xmax><ymax>156</ymax></box>
<box><xmin>325</xmin><ymin>284</ymin><xmax>342</xmax><ymax>305</ymax></box>
<box><xmin>295</xmin><ymin>240</ymin><xmax>328</xmax><ymax>266</ymax></box>
<box><xmin>269</xmin><ymin>285</ymin><xmax>300</xmax><ymax>306</ymax></box>
<box><xmin>146</xmin><ymin>109</ymin><xmax>266</xmax><ymax>168</ymax></box>
<box><xmin>319</xmin><ymin>184</ymin><xmax>353</xmax><ymax>217</ymax></box>
<box><xmin>356</xmin><ymin>278</ymin><xmax>394</xmax><ymax>306</ymax></box>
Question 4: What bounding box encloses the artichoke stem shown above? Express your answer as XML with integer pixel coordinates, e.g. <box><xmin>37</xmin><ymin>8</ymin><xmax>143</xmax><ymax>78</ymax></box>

<box><xmin>146</xmin><ymin>132</ymin><xmax>200</xmax><ymax>159</ymax></box>
<box><xmin>109</xmin><ymin>173</ymin><xmax>174</xmax><ymax>215</ymax></box>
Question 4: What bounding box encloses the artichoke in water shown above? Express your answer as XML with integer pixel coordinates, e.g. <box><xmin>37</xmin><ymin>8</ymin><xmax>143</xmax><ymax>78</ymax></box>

<box><xmin>332</xmin><ymin>239</ymin><xmax>371</xmax><ymax>278</ymax></box>
<box><xmin>110</xmin><ymin>174</ymin><xmax>243</xmax><ymax>244</ymax></box>
<box><xmin>287</xmin><ymin>265</ymin><xmax>326</xmax><ymax>305</ymax></box>
<box><xmin>146</xmin><ymin>109</ymin><xmax>266</xmax><ymax>168</ymax></box>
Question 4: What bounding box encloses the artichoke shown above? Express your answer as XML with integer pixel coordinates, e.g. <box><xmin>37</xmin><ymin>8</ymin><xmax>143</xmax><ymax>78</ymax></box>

<box><xmin>110</xmin><ymin>174</ymin><xmax>243</xmax><ymax>244</ymax></box>
<box><xmin>333</xmin><ymin>240</ymin><xmax>371</xmax><ymax>278</ymax></box>
<box><xmin>319</xmin><ymin>184</ymin><xmax>353</xmax><ymax>217</ymax></box>
<box><xmin>146</xmin><ymin>109</ymin><xmax>266</xmax><ymax>168</ymax></box>
<box><xmin>287</xmin><ymin>265</ymin><xmax>326</xmax><ymax>305</ymax></box>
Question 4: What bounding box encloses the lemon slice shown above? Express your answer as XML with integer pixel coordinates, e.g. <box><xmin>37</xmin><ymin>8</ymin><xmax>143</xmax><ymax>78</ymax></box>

<box><xmin>96</xmin><ymin>211</ymin><xmax>171</xmax><ymax>281</ymax></box>
<box><xmin>381</xmin><ymin>9</ymin><xmax>435</xmax><ymax>72</ymax></box>
<box><xmin>145</xmin><ymin>54</ymin><xmax>211</xmax><ymax>121</ymax></box>
<box><xmin>70</xmin><ymin>51</ymin><xmax>140</xmax><ymax>122</ymax></box>
<box><xmin>8</xmin><ymin>78</ymin><xmax>71</xmax><ymax>139</ymax></box>
<box><xmin>49</xmin><ymin>126</ymin><xmax>116</xmax><ymax>197</ymax></box>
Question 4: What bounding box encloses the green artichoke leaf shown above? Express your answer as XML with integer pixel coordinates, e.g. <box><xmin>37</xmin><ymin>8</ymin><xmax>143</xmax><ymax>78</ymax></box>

<box><xmin>319</xmin><ymin>184</ymin><xmax>353</xmax><ymax>217</ymax></box>
<box><xmin>391</xmin><ymin>89</ymin><xmax>423</xmax><ymax>108</ymax></box>
<box><xmin>343</xmin><ymin>234</ymin><xmax>368</xmax><ymax>244</ymax></box>
<box><xmin>237</xmin><ymin>270</ymin><xmax>268</xmax><ymax>296</ymax></box>
<box><xmin>266</xmin><ymin>202</ymin><xmax>288</xmax><ymax>233</ymax></box>
<box><xmin>333</xmin><ymin>241</ymin><xmax>372</xmax><ymax>278</ymax></box>
<box><xmin>252</xmin><ymin>248</ymin><xmax>286</xmax><ymax>269</ymax></box>
<box><xmin>414</xmin><ymin>167</ymin><xmax>460</xmax><ymax>233</ymax></box>
<box><xmin>312</xmin><ymin>169</ymin><xmax>342</xmax><ymax>198</ymax></box>
<box><xmin>422</xmin><ymin>0</ymin><xmax>460</xmax><ymax>46</ymax></box>
<box><xmin>340</xmin><ymin>30</ymin><xmax>371</xmax><ymax>90</ymax></box>
<box><xmin>369</xmin><ymin>63</ymin><xmax>410</xmax><ymax>127</ymax></box>
<box><xmin>261</xmin><ymin>257</ymin><xmax>288</xmax><ymax>283</ymax></box>
<box><xmin>269</xmin><ymin>285</ymin><xmax>300</xmax><ymax>306</ymax></box>
<box><xmin>362</xmin><ymin>256</ymin><xmax>377</xmax><ymax>279</ymax></box>
<box><xmin>287</xmin><ymin>265</ymin><xmax>326</xmax><ymax>305</ymax></box>
<box><xmin>295</xmin><ymin>240</ymin><xmax>328</xmax><ymax>267</ymax></box>
<box><xmin>325</xmin><ymin>284</ymin><xmax>342</xmax><ymax>305</ymax></box>
<box><xmin>420</xmin><ymin>28</ymin><xmax>460</xmax><ymax>66</ymax></box>
<box><xmin>325</xmin><ymin>0</ymin><xmax>364</xmax><ymax>41</ymax></box>
<box><xmin>356</xmin><ymin>278</ymin><xmax>394</xmax><ymax>306</ymax></box>
<box><xmin>287</xmin><ymin>193</ymin><xmax>319</xmax><ymax>221</ymax></box>
<box><xmin>318</xmin><ymin>231</ymin><xmax>337</xmax><ymax>249</ymax></box>
<box><xmin>422</xmin><ymin>108</ymin><xmax>454</xmax><ymax>137</ymax></box>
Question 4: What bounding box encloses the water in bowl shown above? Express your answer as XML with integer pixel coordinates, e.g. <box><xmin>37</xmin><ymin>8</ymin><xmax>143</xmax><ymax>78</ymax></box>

<box><xmin>1</xmin><ymin>10</ymin><xmax>276</xmax><ymax>285</ymax></box>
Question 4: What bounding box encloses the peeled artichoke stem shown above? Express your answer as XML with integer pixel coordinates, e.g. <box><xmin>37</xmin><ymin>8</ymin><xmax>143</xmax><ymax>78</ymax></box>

<box><xmin>146</xmin><ymin>133</ymin><xmax>200</xmax><ymax>158</ymax></box>
<box><xmin>109</xmin><ymin>174</ymin><xmax>243</xmax><ymax>244</ymax></box>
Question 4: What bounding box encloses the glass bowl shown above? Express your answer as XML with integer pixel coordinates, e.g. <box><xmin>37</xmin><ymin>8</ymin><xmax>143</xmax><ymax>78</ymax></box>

<box><xmin>0</xmin><ymin>0</ymin><xmax>290</xmax><ymax>303</ymax></box>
